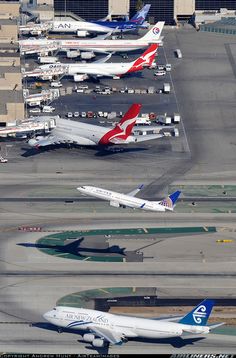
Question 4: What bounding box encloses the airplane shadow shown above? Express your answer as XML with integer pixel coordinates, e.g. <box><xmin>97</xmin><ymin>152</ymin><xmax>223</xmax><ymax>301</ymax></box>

<box><xmin>21</xmin><ymin>144</ymin><xmax>149</xmax><ymax>158</ymax></box>
<box><xmin>131</xmin><ymin>335</ymin><xmax>206</xmax><ymax>348</ymax></box>
<box><xmin>17</xmin><ymin>237</ymin><xmax>126</xmax><ymax>257</ymax></box>
<box><xmin>32</xmin><ymin>321</ymin><xmax>109</xmax><ymax>354</ymax></box>
<box><xmin>32</xmin><ymin>321</ymin><xmax>205</xmax><ymax>353</ymax></box>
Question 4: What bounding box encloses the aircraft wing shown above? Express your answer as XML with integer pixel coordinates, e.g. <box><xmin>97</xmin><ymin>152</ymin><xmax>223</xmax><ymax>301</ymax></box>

<box><xmin>95</xmin><ymin>27</ymin><xmax>117</xmax><ymax>40</ymax></box>
<box><xmin>90</xmin><ymin>325</ymin><xmax>124</xmax><ymax>345</ymax></box>
<box><xmin>93</xmin><ymin>53</ymin><xmax>113</xmax><ymax>63</ymax></box>
<box><xmin>133</xmin><ymin>133</ymin><xmax>163</xmax><ymax>142</ymax></box>
<box><xmin>126</xmin><ymin>184</ymin><xmax>144</xmax><ymax>197</ymax></box>
<box><xmin>28</xmin><ymin>132</ymin><xmax>97</xmax><ymax>147</ymax></box>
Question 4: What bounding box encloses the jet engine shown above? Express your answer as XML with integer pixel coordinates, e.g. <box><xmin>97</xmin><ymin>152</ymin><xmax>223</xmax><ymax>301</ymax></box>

<box><xmin>92</xmin><ymin>338</ymin><xmax>105</xmax><ymax>347</ymax></box>
<box><xmin>66</xmin><ymin>50</ymin><xmax>80</xmax><ymax>58</ymax></box>
<box><xmin>73</xmin><ymin>74</ymin><xmax>88</xmax><ymax>82</ymax></box>
<box><xmin>80</xmin><ymin>51</ymin><xmax>95</xmax><ymax>60</ymax></box>
<box><xmin>83</xmin><ymin>333</ymin><xmax>95</xmax><ymax>342</ymax></box>
<box><xmin>110</xmin><ymin>200</ymin><xmax>120</xmax><ymax>208</ymax></box>
<box><xmin>76</xmin><ymin>30</ymin><xmax>88</xmax><ymax>37</ymax></box>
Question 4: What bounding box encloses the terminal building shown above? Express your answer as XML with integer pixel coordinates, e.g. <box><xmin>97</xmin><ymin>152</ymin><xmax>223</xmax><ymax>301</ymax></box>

<box><xmin>0</xmin><ymin>1</ymin><xmax>24</xmax><ymax>126</ymax></box>
<box><xmin>53</xmin><ymin>0</ymin><xmax>236</xmax><ymax>25</ymax></box>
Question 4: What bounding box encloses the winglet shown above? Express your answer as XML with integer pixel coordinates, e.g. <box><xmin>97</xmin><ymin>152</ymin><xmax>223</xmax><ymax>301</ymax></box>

<box><xmin>179</xmin><ymin>299</ymin><xmax>215</xmax><ymax>326</ymax></box>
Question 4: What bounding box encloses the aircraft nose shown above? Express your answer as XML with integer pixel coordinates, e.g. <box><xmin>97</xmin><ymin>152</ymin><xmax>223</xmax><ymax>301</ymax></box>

<box><xmin>43</xmin><ymin>311</ymin><xmax>52</xmax><ymax>321</ymax></box>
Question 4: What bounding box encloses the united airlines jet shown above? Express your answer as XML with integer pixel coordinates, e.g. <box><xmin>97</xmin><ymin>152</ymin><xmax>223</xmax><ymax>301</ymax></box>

<box><xmin>77</xmin><ymin>184</ymin><xmax>181</xmax><ymax>212</ymax></box>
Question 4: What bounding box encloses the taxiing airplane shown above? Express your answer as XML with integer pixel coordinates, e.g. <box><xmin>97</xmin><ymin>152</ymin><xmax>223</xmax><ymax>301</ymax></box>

<box><xmin>28</xmin><ymin>103</ymin><xmax>163</xmax><ymax>148</ymax></box>
<box><xmin>19</xmin><ymin>4</ymin><xmax>151</xmax><ymax>37</ymax></box>
<box><xmin>19</xmin><ymin>21</ymin><xmax>164</xmax><ymax>56</ymax></box>
<box><xmin>77</xmin><ymin>184</ymin><xmax>181</xmax><ymax>212</ymax></box>
<box><xmin>22</xmin><ymin>44</ymin><xmax>158</xmax><ymax>81</ymax></box>
<box><xmin>43</xmin><ymin>299</ymin><xmax>224</xmax><ymax>348</ymax></box>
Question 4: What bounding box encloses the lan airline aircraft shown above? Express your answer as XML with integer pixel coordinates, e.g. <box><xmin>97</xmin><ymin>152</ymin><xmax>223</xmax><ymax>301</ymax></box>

<box><xmin>28</xmin><ymin>104</ymin><xmax>163</xmax><ymax>148</ymax></box>
<box><xmin>43</xmin><ymin>299</ymin><xmax>223</xmax><ymax>348</ymax></box>
<box><xmin>23</xmin><ymin>44</ymin><xmax>158</xmax><ymax>81</ymax></box>
<box><xmin>19</xmin><ymin>4</ymin><xmax>151</xmax><ymax>37</ymax></box>
<box><xmin>19</xmin><ymin>21</ymin><xmax>164</xmax><ymax>55</ymax></box>
<box><xmin>77</xmin><ymin>184</ymin><xmax>181</xmax><ymax>212</ymax></box>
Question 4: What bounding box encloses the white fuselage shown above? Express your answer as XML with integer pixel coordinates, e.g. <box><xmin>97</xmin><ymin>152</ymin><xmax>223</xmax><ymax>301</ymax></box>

<box><xmin>43</xmin><ymin>307</ymin><xmax>209</xmax><ymax>341</ymax></box>
<box><xmin>19</xmin><ymin>38</ymin><xmax>151</xmax><ymax>54</ymax></box>
<box><xmin>46</xmin><ymin>118</ymin><xmax>135</xmax><ymax>146</ymax></box>
<box><xmin>51</xmin><ymin>21</ymin><xmax>112</xmax><ymax>34</ymax></box>
<box><xmin>78</xmin><ymin>185</ymin><xmax>166</xmax><ymax>211</ymax></box>
<box><xmin>30</xmin><ymin>62</ymin><xmax>134</xmax><ymax>79</ymax></box>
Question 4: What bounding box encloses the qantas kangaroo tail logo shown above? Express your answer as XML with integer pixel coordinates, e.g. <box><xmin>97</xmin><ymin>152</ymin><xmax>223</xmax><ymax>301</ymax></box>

<box><xmin>127</xmin><ymin>44</ymin><xmax>158</xmax><ymax>73</ymax></box>
<box><xmin>99</xmin><ymin>104</ymin><xmax>142</xmax><ymax>145</ymax></box>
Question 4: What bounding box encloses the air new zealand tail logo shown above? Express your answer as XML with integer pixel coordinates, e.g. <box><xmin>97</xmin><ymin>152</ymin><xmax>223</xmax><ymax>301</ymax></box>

<box><xmin>192</xmin><ymin>305</ymin><xmax>207</xmax><ymax>324</ymax></box>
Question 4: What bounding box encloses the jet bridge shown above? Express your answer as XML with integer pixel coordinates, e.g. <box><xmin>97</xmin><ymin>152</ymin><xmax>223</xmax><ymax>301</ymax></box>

<box><xmin>0</xmin><ymin>116</ymin><xmax>58</xmax><ymax>138</ymax></box>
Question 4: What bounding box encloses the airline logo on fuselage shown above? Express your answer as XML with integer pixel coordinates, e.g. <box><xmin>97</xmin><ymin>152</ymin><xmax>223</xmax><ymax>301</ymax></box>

<box><xmin>192</xmin><ymin>305</ymin><xmax>207</xmax><ymax>324</ymax></box>
<box><xmin>57</xmin><ymin>23</ymin><xmax>72</xmax><ymax>29</ymax></box>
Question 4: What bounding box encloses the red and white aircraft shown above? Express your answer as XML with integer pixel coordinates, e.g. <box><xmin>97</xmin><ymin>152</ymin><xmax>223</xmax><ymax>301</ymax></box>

<box><xmin>28</xmin><ymin>104</ymin><xmax>163</xmax><ymax>148</ymax></box>
<box><xmin>23</xmin><ymin>44</ymin><xmax>158</xmax><ymax>81</ymax></box>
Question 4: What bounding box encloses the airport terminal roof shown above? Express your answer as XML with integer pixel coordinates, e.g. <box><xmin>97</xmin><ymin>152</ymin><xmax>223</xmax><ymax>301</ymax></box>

<box><xmin>0</xmin><ymin>65</ymin><xmax>21</xmax><ymax>73</ymax></box>
<box><xmin>0</xmin><ymin>18</ymin><xmax>18</xmax><ymax>25</ymax></box>
<box><xmin>200</xmin><ymin>17</ymin><xmax>236</xmax><ymax>34</ymax></box>
<box><xmin>0</xmin><ymin>90</ymin><xmax>23</xmax><ymax>114</ymax></box>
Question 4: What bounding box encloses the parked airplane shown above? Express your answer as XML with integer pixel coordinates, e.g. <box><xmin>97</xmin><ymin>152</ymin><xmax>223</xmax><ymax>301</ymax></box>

<box><xmin>43</xmin><ymin>299</ymin><xmax>224</xmax><ymax>348</ymax></box>
<box><xmin>23</xmin><ymin>44</ymin><xmax>158</xmax><ymax>82</ymax></box>
<box><xmin>28</xmin><ymin>104</ymin><xmax>163</xmax><ymax>148</ymax></box>
<box><xmin>77</xmin><ymin>184</ymin><xmax>181</xmax><ymax>212</ymax></box>
<box><xmin>19</xmin><ymin>4</ymin><xmax>151</xmax><ymax>37</ymax></box>
<box><xmin>19</xmin><ymin>21</ymin><xmax>164</xmax><ymax>56</ymax></box>
<box><xmin>92</xmin><ymin>4</ymin><xmax>151</xmax><ymax>32</ymax></box>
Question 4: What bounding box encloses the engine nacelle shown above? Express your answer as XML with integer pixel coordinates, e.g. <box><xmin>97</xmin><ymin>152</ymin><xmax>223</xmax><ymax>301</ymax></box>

<box><xmin>66</xmin><ymin>50</ymin><xmax>80</xmax><ymax>58</ymax></box>
<box><xmin>30</xmin><ymin>30</ymin><xmax>42</xmax><ymax>36</ymax></box>
<box><xmin>80</xmin><ymin>51</ymin><xmax>95</xmax><ymax>60</ymax></box>
<box><xmin>76</xmin><ymin>30</ymin><xmax>88</xmax><ymax>37</ymax></box>
<box><xmin>110</xmin><ymin>200</ymin><xmax>120</xmax><ymax>208</ymax></box>
<box><xmin>41</xmin><ymin>75</ymin><xmax>53</xmax><ymax>81</ymax></box>
<box><xmin>92</xmin><ymin>338</ymin><xmax>105</xmax><ymax>347</ymax></box>
<box><xmin>73</xmin><ymin>74</ymin><xmax>88</xmax><ymax>82</ymax></box>
<box><xmin>83</xmin><ymin>333</ymin><xmax>95</xmax><ymax>342</ymax></box>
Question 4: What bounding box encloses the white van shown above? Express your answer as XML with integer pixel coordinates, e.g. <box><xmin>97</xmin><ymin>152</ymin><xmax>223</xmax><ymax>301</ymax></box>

<box><xmin>42</xmin><ymin>106</ymin><xmax>55</xmax><ymax>113</ymax></box>
<box><xmin>175</xmin><ymin>49</ymin><xmax>182</xmax><ymax>58</ymax></box>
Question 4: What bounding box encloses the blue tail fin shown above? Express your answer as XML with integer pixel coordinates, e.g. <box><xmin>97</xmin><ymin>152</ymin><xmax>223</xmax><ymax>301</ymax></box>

<box><xmin>159</xmin><ymin>190</ymin><xmax>181</xmax><ymax>211</ymax></box>
<box><xmin>169</xmin><ymin>190</ymin><xmax>181</xmax><ymax>205</ymax></box>
<box><xmin>179</xmin><ymin>299</ymin><xmax>215</xmax><ymax>326</ymax></box>
<box><xmin>130</xmin><ymin>4</ymin><xmax>151</xmax><ymax>24</ymax></box>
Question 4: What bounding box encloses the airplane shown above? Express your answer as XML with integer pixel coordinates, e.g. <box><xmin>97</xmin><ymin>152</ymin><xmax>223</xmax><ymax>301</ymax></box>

<box><xmin>19</xmin><ymin>21</ymin><xmax>164</xmax><ymax>56</ymax></box>
<box><xmin>92</xmin><ymin>4</ymin><xmax>151</xmax><ymax>32</ymax></box>
<box><xmin>19</xmin><ymin>4</ymin><xmax>151</xmax><ymax>37</ymax></box>
<box><xmin>77</xmin><ymin>184</ymin><xmax>181</xmax><ymax>212</ymax></box>
<box><xmin>22</xmin><ymin>44</ymin><xmax>158</xmax><ymax>82</ymax></box>
<box><xmin>27</xmin><ymin>103</ymin><xmax>163</xmax><ymax>148</ymax></box>
<box><xmin>43</xmin><ymin>299</ymin><xmax>224</xmax><ymax>348</ymax></box>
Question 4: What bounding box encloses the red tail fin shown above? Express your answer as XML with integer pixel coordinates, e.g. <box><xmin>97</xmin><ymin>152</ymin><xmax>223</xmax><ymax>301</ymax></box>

<box><xmin>126</xmin><ymin>44</ymin><xmax>158</xmax><ymax>74</ymax></box>
<box><xmin>99</xmin><ymin>103</ymin><xmax>142</xmax><ymax>145</ymax></box>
